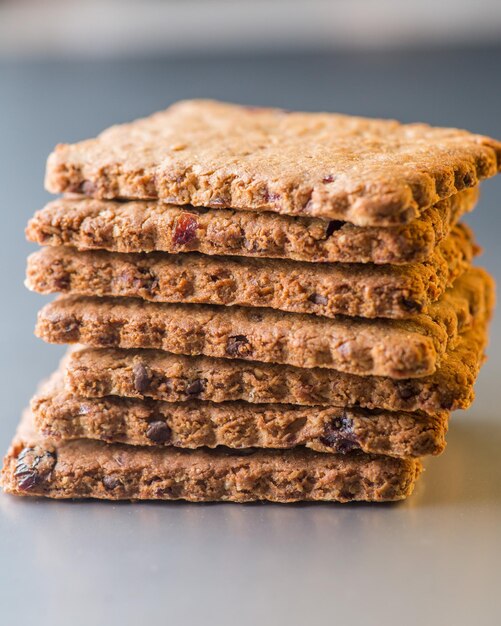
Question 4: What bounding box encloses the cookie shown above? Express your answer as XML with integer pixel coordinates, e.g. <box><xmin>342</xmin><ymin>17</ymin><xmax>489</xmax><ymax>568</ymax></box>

<box><xmin>26</xmin><ymin>224</ymin><xmax>478</xmax><ymax>320</ymax></box>
<box><xmin>45</xmin><ymin>100</ymin><xmax>501</xmax><ymax>225</ymax></box>
<box><xmin>34</xmin><ymin>268</ymin><xmax>490</xmax><ymax>378</ymax></box>
<box><xmin>64</xmin><ymin>309</ymin><xmax>488</xmax><ymax>413</ymax></box>
<box><xmin>32</xmin><ymin>369</ymin><xmax>448</xmax><ymax>458</ymax></box>
<box><xmin>26</xmin><ymin>188</ymin><xmax>478</xmax><ymax>264</ymax></box>
<box><xmin>1</xmin><ymin>409</ymin><xmax>422</xmax><ymax>502</ymax></box>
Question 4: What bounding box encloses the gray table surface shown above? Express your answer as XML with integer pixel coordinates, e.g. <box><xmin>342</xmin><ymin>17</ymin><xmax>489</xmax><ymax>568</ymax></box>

<box><xmin>1</xmin><ymin>48</ymin><xmax>500</xmax><ymax>626</ymax></box>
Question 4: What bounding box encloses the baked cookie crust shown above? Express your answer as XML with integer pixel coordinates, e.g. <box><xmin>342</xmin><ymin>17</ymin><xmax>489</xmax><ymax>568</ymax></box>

<box><xmin>26</xmin><ymin>224</ymin><xmax>478</xmax><ymax>319</ymax></box>
<box><xmin>32</xmin><ymin>370</ymin><xmax>448</xmax><ymax>459</ymax></box>
<box><xmin>34</xmin><ymin>268</ymin><xmax>491</xmax><ymax>378</ymax></box>
<box><xmin>45</xmin><ymin>100</ymin><xmax>501</xmax><ymax>225</ymax></box>
<box><xmin>27</xmin><ymin>188</ymin><xmax>478</xmax><ymax>264</ymax></box>
<box><xmin>64</xmin><ymin>311</ymin><xmax>488</xmax><ymax>413</ymax></box>
<box><xmin>1</xmin><ymin>410</ymin><xmax>422</xmax><ymax>502</ymax></box>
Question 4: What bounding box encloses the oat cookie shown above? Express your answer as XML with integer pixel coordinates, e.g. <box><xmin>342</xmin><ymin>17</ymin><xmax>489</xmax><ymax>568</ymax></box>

<box><xmin>33</xmin><ymin>370</ymin><xmax>448</xmax><ymax>458</ymax></box>
<box><xmin>26</xmin><ymin>188</ymin><xmax>478</xmax><ymax>264</ymax></box>
<box><xmin>26</xmin><ymin>224</ymin><xmax>477</xmax><ymax>319</ymax></box>
<box><xmin>45</xmin><ymin>100</ymin><xmax>501</xmax><ymax>225</ymax></box>
<box><xmin>65</xmin><ymin>311</ymin><xmax>488</xmax><ymax>413</ymax></box>
<box><xmin>1</xmin><ymin>410</ymin><xmax>422</xmax><ymax>502</ymax></box>
<box><xmin>34</xmin><ymin>268</ymin><xmax>490</xmax><ymax>378</ymax></box>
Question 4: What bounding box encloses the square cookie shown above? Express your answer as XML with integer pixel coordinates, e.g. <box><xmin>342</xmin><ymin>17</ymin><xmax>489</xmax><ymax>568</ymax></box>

<box><xmin>33</xmin><ymin>369</ymin><xmax>449</xmax><ymax>458</ymax></box>
<box><xmin>34</xmin><ymin>268</ymin><xmax>492</xmax><ymax>378</ymax></box>
<box><xmin>1</xmin><ymin>410</ymin><xmax>422</xmax><ymax>502</ymax></box>
<box><xmin>27</xmin><ymin>187</ymin><xmax>477</xmax><ymax>264</ymax></box>
<box><xmin>26</xmin><ymin>223</ymin><xmax>478</xmax><ymax>319</ymax></box>
<box><xmin>45</xmin><ymin>100</ymin><xmax>501</xmax><ymax>225</ymax></box>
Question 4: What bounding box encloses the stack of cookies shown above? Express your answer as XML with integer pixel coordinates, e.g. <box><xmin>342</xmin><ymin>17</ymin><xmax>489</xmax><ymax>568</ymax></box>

<box><xmin>2</xmin><ymin>100</ymin><xmax>499</xmax><ymax>502</ymax></box>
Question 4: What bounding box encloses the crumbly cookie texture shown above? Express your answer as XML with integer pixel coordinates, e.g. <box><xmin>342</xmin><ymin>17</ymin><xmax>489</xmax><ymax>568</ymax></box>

<box><xmin>45</xmin><ymin>100</ymin><xmax>501</xmax><ymax>225</ymax></box>
<box><xmin>35</xmin><ymin>268</ymin><xmax>489</xmax><ymax>378</ymax></box>
<box><xmin>32</xmin><ymin>370</ymin><xmax>448</xmax><ymax>459</ymax></box>
<box><xmin>25</xmin><ymin>225</ymin><xmax>478</xmax><ymax>320</ymax></box>
<box><xmin>1</xmin><ymin>410</ymin><xmax>422</xmax><ymax>502</ymax></box>
<box><xmin>65</xmin><ymin>309</ymin><xmax>489</xmax><ymax>413</ymax></box>
<box><xmin>26</xmin><ymin>188</ymin><xmax>478</xmax><ymax>264</ymax></box>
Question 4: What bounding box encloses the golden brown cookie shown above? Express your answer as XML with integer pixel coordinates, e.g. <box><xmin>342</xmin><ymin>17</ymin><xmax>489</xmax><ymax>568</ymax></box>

<box><xmin>45</xmin><ymin>100</ymin><xmax>501</xmax><ymax>225</ymax></box>
<box><xmin>64</xmin><ymin>309</ymin><xmax>488</xmax><ymax>413</ymax></box>
<box><xmin>34</xmin><ymin>268</ymin><xmax>491</xmax><ymax>378</ymax></box>
<box><xmin>26</xmin><ymin>188</ymin><xmax>478</xmax><ymax>264</ymax></box>
<box><xmin>1</xmin><ymin>409</ymin><xmax>422</xmax><ymax>502</ymax></box>
<box><xmin>25</xmin><ymin>224</ymin><xmax>478</xmax><ymax>319</ymax></box>
<box><xmin>32</xmin><ymin>369</ymin><xmax>448</xmax><ymax>458</ymax></box>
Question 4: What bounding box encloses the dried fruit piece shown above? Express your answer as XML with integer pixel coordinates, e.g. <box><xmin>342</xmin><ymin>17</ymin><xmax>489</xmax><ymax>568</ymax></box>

<box><xmin>146</xmin><ymin>420</ymin><xmax>172</xmax><ymax>444</ymax></box>
<box><xmin>226</xmin><ymin>335</ymin><xmax>251</xmax><ymax>357</ymax></box>
<box><xmin>308</xmin><ymin>293</ymin><xmax>328</xmax><ymax>306</ymax></box>
<box><xmin>133</xmin><ymin>362</ymin><xmax>151</xmax><ymax>393</ymax></box>
<box><xmin>186</xmin><ymin>379</ymin><xmax>206</xmax><ymax>395</ymax></box>
<box><xmin>14</xmin><ymin>447</ymin><xmax>56</xmax><ymax>491</ymax></box>
<box><xmin>172</xmin><ymin>213</ymin><xmax>198</xmax><ymax>246</ymax></box>
<box><xmin>320</xmin><ymin>416</ymin><xmax>360</xmax><ymax>453</ymax></box>
<box><xmin>397</xmin><ymin>382</ymin><xmax>420</xmax><ymax>401</ymax></box>
<box><xmin>102</xmin><ymin>475</ymin><xmax>122</xmax><ymax>490</ymax></box>
<box><xmin>401</xmin><ymin>297</ymin><xmax>422</xmax><ymax>313</ymax></box>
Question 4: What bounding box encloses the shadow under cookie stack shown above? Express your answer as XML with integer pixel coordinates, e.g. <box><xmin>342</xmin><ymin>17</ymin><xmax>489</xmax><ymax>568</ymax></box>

<box><xmin>2</xmin><ymin>100</ymin><xmax>500</xmax><ymax>503</ymax></box>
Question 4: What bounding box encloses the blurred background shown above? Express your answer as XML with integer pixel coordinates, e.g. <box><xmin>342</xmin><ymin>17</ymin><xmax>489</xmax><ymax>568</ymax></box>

<box><xmin>1</xmin><ymin>0</ymin><xmax>501</xmax><ymax>57</ymax></box>
<box><xmin>1</xmin><ymin>3</ymin><xmax>501</xmax><ymax>625</ymax></box>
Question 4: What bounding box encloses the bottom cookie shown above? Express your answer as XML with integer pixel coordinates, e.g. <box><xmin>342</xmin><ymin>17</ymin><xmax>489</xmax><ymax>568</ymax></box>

<box><xmin>1</xmin><ymin>410</ymin><xmax>422</xmax><ymax>502</ymax></box>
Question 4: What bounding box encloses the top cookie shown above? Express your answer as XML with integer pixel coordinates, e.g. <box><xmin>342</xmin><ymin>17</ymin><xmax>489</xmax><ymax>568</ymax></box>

<box><xmin>45</xmin><ymin>100</ymin><xmax>501</xmax><ymax>225</ymax></box>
